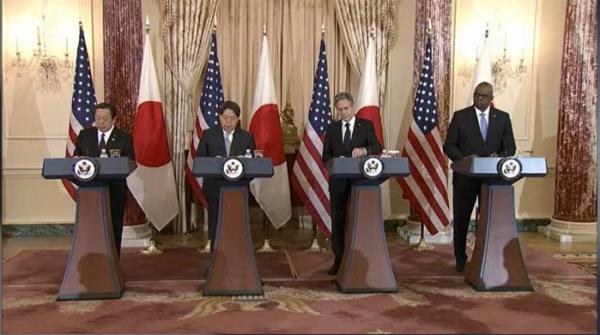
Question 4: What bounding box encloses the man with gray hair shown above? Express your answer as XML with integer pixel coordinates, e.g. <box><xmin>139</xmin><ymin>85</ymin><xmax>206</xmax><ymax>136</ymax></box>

<box><xmin>322</xmin><ymin>92</ymin><xmax>382</xmax><ymax>275</ymax></box>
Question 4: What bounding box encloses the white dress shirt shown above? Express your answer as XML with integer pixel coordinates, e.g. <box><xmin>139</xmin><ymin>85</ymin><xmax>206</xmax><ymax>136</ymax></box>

<box><xmin>97</xmin><ymin>125</ymin><xmax>115</xmax><ymax>145</ymax></box>
<box><xmin>341</xmin><ymin>116</ymin><xmax>356</xmax><ymax>140</ymax></box>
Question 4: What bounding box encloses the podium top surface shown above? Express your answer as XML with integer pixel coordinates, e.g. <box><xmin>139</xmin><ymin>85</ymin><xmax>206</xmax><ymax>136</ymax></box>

<box><xmin>451</xmin><ymin>156</ymin><xmax>547</xmax><ymax>178</ymax></box>
<box><xmin>326</xmin><ymin>157</ymin><xmax>409</xmax><ymax>179</ymax></box>
<box><xmin>192</xmin><ymin>157</ymin><xmax>274</xmax><ymax>178</ymax></box>
<box><xmin>42</xmin><ymin>157</ymin><xmax>137</xmax><ymax>180</ymax></box>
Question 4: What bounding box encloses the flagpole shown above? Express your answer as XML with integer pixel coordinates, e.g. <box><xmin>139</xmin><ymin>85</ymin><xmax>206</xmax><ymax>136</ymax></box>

<box><xmin>139</xmin><ymin>15</ymin><xmax>163</xmax><ymax>256</ymax></box>
<box><xmin>257</xmin><ymin>23</ymin><xmax>277</xmax><ymax>253</ymax></box>
<box><xmin>413</xmin><ymin>21</ymin><xmax>435</xmax><ymax>252</ymax></box>
<box><xmin>199</xmin><ymin>21</ymin><xmax>219</xmax><ymax>255</ymax></box>
<box><xmin>307</xmin><ymin>22</ymin><xmax>328</xmax><ymax>253</ymax></box>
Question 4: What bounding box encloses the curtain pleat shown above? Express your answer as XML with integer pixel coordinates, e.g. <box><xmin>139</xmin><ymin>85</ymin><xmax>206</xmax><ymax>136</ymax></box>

<box><xmin>333</xmin><ymin>0</ymin><xmax>395</xmax><ymax>113</ymax></box>
<box><xmin>161</xmin><ymin>0</ymin><xmax>219</xmax><ymax>233</ymax></box>
<box><xmin>103</xmin><ymin>0</ymin><xmax>146</xmax><ymax>227</ymax></box>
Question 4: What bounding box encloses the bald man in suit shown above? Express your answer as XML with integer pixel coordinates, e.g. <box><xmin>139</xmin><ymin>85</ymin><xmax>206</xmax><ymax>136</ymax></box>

<box><xmin>443</xmin><ymin>82</ymin><xmax>516</xmax><ymax>273</ymax></box>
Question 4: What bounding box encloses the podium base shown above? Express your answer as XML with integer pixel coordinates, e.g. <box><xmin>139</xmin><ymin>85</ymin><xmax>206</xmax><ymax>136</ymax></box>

<box><xmin>465</xmin><ymin>184</ymin><xmax>532</xmax><ymax>291</ymax></box>
<box><xmin>337</xmin><ymin>185</ymin><xmax>397</xmax><ymax>293</ymax></box>
<box><xmin>58</xmin><ymin>187</ymin><xmax>125</xmax><ymax>301</ymax></box>
<box><xmin>204</xmin><ymin>187</ymin><xmax>262</xmax><ymax>296</ymax></box>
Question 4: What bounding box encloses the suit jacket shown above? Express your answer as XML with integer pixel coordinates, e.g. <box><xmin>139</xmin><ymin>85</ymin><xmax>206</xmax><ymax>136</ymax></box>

<box><xmin>74</xmin><ymin>126</ymin><xmax>135</xmax><ymax>160</ymax></box>
<box><xmin>196</xmin><ymin>126</ymin><xmax>256</xmax><ymax>200</ymax></box>
<box><xmin>73</xmin><ymin>126</ymin><xmax>135</xmax><ymax>214</ymax></box>
<box><xmin>443</xmin><ymin>106</ymin><xmax>516</xmax><ymax>186</ymax></box>
<box><xmin>322</xmin><ymin>117</ymin><xmax>382</xmax><ymax>163</ymax></box>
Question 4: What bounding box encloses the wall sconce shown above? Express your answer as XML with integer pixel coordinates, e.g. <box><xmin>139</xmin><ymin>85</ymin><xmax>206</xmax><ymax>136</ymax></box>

<box><xmin>9</xmin><ymin>14</ymin><xmax>73</xmax><ymax>92</ymax></box>
<box><xmin>457</xmin><ymin>29</ymin><xmax>528</xmax><ymax>92</ymax></box>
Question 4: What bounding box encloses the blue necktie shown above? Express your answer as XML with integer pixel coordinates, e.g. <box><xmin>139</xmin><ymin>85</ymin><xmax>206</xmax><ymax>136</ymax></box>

<box><xmin>343</xmin><ymin>123</ymin><xmax>352</xmax><ymax>152</ymax></box>
<box><xmin>479</xmin><ymin>113</ymin><xmax>488</xmax><ymax>140</ymax></box>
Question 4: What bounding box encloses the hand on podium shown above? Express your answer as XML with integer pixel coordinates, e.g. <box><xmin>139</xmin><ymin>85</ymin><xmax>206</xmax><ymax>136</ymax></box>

<box><xmin>351</xmin><ymin>147</ymin><xmax>368</xmax><ymax>158</ymax></box>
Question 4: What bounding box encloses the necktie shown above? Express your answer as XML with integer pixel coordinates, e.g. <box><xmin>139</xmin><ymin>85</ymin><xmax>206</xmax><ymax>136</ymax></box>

<box><xmin>479</xmin><ymin>113</ymin><xmax>488</xmax><ymax>140</ymax></box>
<box><xmin>99</xmin><ymin>133</ymin><xmax>107</xmax><ymax>149</ymax></box>
<box><xmin>343</xmin><ymin>123</ymin><xmax>352</xmax><ymax>152</ymax></box>
<box><xmin>224</xmin><ymin>132</ymin><xmax>232</xmax><ymax>156</ymax></box>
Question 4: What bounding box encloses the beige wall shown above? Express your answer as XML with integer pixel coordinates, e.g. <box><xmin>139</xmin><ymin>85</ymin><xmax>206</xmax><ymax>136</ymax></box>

<box><xmin>2</xmin><ymin>0</ymin><xmax>98</xmax><ymax>224</ymax></box>
<box><xmin>2</xmin><ymin>0</ymin><xmax>566</xmax><ymax>225</ymax></box>
<box><xmin>450</xmin><ymin>0</ymin><xmax>565</xmax><ymax>219</ymax></box>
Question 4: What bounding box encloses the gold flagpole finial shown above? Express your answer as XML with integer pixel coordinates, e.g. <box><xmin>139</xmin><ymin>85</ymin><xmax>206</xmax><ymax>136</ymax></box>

<box><xmin>263</xmin><ymin>24</ymin><xmax>267</xmax><ymax>36</ymax></box>
<box><xmin>321</xmin><ymin>20</ymin><xmax>326</xmax><ymax>35</ymax></box>
<box><xmin>145</xmin><ymin>15</ymin><xmax>150</xmax><ymax>34</ymax></box>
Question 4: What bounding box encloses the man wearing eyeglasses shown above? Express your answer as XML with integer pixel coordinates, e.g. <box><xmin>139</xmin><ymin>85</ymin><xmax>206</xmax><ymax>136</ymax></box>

<box><xmin>443</xmin><ymin>82</ymin><xmax>516</xmax><ymax>273</ymax></box>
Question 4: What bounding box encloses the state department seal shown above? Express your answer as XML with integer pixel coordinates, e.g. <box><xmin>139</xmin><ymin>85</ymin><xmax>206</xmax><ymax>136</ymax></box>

<box><xmin>222</xmin><ymin>158</ymin><xmax>245</xmax><ymax>181</ymax></box>
<box><xmin>72</xmin><ymin>158</ymin><xmax>98</xmax><ymax>182</ymax></box>
<box><xmin>361</xmin><ymin>156</ymin><xmax>384</xmax><ymax>180</ymax></box>
<box><xmin>497</xmin><ymin>157</ymin><xmax>522</xmax><ymax>181</ymax></box>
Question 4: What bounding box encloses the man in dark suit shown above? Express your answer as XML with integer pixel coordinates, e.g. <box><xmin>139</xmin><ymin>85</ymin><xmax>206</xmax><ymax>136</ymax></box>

<box><xmin>74</xmin><ymin>102</ymin><xmax>135</xmax><ymax>257</ymax></box>
<box><xmin>196</xmin><ymin>100</ymin><xmax>255</xmax><ymax>251</ymax></box>
<box><xmin>322</xmin><ymin>92</ymin><xmax>382</xmax><ymax>275</ymax></box>
<box><xmin>443</xmin><ymin>81</ymin><xmax>516</xmax><ymax>273</ymax></box>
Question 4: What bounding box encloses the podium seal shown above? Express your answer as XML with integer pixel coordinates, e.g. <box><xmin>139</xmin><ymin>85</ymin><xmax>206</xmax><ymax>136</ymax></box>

<box><xmin>361</xmin><ymin>156</ymin><xmax>384</xmax><ymax>180</ymax></box>
<box><xmin>72</xmin><ymin>158</ymin><xmax>99</xmax><ymax>181</ymax></box>
<box><xmin>222</xmin><ymin>158</ymin><xmax>245</xmax><ymax>181</ymax></box>
<box><xmin>497</xmin><ymin>157</ymin><xmax>522</xmax><ymax>181</ymax></box>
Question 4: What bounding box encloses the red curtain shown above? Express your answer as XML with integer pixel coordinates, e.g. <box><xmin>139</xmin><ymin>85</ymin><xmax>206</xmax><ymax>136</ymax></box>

<box><xmin>103</xmin><ymin>0</ymin><xmax>146</xmax><ymax>226</ymax></box>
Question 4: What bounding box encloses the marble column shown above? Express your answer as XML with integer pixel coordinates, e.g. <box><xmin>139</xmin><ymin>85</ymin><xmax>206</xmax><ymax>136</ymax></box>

<box><xmin>103</xmin><ymin>0</ymin><xmax>150</xmax><ymax>247</ymax></box>
<box><xmin>540</xmin><ymin>0</ymin><xmax>597</xmax><ymax>242</ymax></box>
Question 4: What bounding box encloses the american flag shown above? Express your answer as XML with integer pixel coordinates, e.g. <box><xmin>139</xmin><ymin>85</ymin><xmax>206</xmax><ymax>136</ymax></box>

<box><xmin>185</xmin><ymin>31</ymin><xmax>223</xmax><ymax>210</ymax></box>
<box><xmin>290</xmin><ymin>37</ymin><xmax>332</xmax><ymax>235</ymax></box>
<box><xmin>397</xmin><ymin>37</ymin><xmax>450</xmax><ymax>234</ymax></box>
<box><xmin>62</xmin><ymin>23</ymin><xmax>97</xmax><ymax>200</ymax></box>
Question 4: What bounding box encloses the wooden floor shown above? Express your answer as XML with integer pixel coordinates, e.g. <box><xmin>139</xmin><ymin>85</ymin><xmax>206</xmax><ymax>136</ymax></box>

<box><xmin>2</xmin><ymin>227</ymin><xmax>596</xmax><ymax>261</ymax></box>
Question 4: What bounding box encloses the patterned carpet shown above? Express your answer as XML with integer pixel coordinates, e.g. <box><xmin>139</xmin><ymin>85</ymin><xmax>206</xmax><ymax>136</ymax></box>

<box><xmin>2</xmin><ymin>243</ymin><xmax>597</xmax><ymax>334</ymax></box>
<box><xmin>552</xmin><ymin>253</ymin><xmax>597</xmax><ymax>276</ymax></box>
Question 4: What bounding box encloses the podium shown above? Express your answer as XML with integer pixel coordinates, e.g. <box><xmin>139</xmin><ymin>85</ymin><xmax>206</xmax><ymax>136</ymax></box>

<box><xmin>193</xmin><ymin>157</ymin><xmax>273</xmax><ymax>296</ymax></box>
<box><xmin>327</xmin><ymin>156</ymin><xmax>409</xmax><ymax>293</ymax></box>
<box><xmin>451</xmin><ymin>156</ymin><xmax>547</xmax><ymax>291</ymax></box>
<box><xmin>42</xmin><ymin>157</ymin><xmax>136</xmax><ymax>300</ymax></box>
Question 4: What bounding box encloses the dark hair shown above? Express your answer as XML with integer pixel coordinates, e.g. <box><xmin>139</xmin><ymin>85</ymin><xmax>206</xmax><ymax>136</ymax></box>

<box><xmin>334</xmin><ymin>92</ymin><xmax>354</xmax><ymax>106</ymax></box>
<box><xmin>219</xmin><ymin>100</ymin><xmax>241</xmax><ymax>117</ymax></box>
<box><xmin>94</xmin><ymin>102</ymin><xmax>117</xmax><ymax>119</ymax></box>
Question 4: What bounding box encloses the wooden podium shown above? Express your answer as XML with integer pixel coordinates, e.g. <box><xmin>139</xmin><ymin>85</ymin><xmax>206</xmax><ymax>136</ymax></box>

<box><xmin>327</xmin><ymin>156</ymin><xmax>409</xmax><ymax>293</ymax></box>
<box><xmin>193</xmin><ymin>157</ymin><xmax>273</xmax><ymax>296</ymax></box>
<box><xmin>451</xmin><ymin>156</ymin><xmax>547</xmax><ymax>291</ymax></box>
<box><xmin>42</xmin><ymin>157</ymin><xmax>136</xmax><ymax>300</ymax></box>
